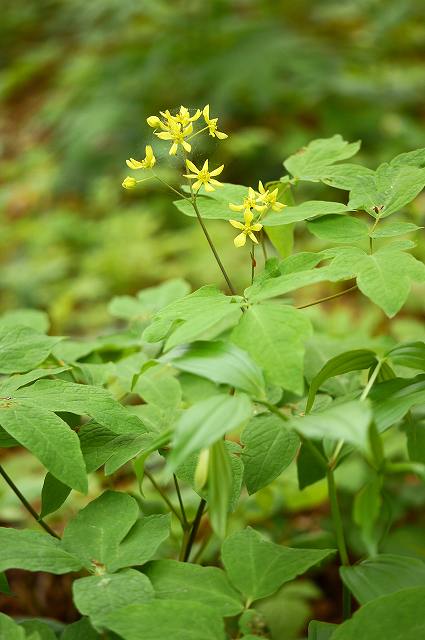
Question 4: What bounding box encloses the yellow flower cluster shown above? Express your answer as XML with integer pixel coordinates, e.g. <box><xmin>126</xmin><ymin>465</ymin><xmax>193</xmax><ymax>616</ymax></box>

<box><xmin>122</xmin><ymin>105</ymin><xmax>228</xmax><ymax>191</ymax></box>
<box><xmin>228</xmin><ymin>182</ymin><xmax>286</xmax><ymax>247</ymax></box>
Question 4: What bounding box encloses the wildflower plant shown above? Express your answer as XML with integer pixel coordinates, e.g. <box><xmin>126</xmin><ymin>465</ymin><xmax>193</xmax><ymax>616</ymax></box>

<box><xmin>0</xmin><ymin>108</ymin><xmax>425</xmax><ymax>638</ymax></box>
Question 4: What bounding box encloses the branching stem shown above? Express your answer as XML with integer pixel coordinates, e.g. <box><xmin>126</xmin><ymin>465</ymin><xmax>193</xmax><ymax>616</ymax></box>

<box><xmin>296</xmin><ymin>285</ymin><xmax>357</xmax><ymax>310</ymax></box>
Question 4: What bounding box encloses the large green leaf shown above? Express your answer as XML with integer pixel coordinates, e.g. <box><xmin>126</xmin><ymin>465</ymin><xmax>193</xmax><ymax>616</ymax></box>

<box><xmin>143</xmin><ymin>286</ymin><xmax>242</xmax><ymax>350</ymax></box>
<box><xmin>0</xmin><ymin>326</ymin><xmax>61</xmax><ymax>374</ymax></box>
<box><xmin>40</xmin><ymin>473</ymin><xmax>72</xmax><ymax>518</ymax></box>
<box><xmin>330</xmin><ymin>587</ymin><xmax>425</xmax><ymax>639</ymax></box>
<box><xmin>348</xmin><ymin>163</ymin><xmax>425</xmax><ymax>218</ymax></box>
<box><xmin>387</xmin><ymin>341</ymin><xmax>425</xmax><ymax>371</ymax></box>
<box><xmin>144</xmin><ymin>559</ymin><xmax>244</xmax><ymax>617</ymax></box>
<box><xmin>369</xmin><ymin>222</ymin><xmax>423</xmax><ymax>238</ymax></box>
<box><xmin>306</xmin><ymin>349</ymin><xmax>377</xmax><ymax>413</ymax></box>
<box><xmin>290</xmin><ymin>401</ymin><xmax>372</xmax><ymax>453</ymax></box>
<box><xmin>309</xmin><ymin>621</ymin><xmax>338</xmax><ymax>640</ymax></box>
<box><xmin>231</xmin><ymin>304</ymin><xmax>312</xmax><ymax>394</ymax></box>
<box><xmin>319</xmin><ymin>164</ymin><xmax>374</xmax><ymax>190</ymax></box>
<box><xmin>207</xmin><ymin>438</ymin><xmax>234</xmax><ymax>538</ymax></box>
<box><xmin>241</xmin><ymin>415</ymin><xmax>299</xmax><ymax>494</ymax></box>
<box><xmin>245</xmin><ymin>266</ymin><xmax>341</xmax><ymax>303</ymax></box>
<box><xmin>167</xmin><ymin>394</ymin><xmax>252</xmax><ymax>472</ymax></box>
<box><xmin>0</xmin><ymin>614</ymin><xmax>26</xmax><ymax>640</ymax></box>
<box><xmin>108</xmin><ymin>514</ymin><xmax>171</xmax><ymax>572</ymax></box>
<box><xmin>0</xmin><ymin>529</ymin><xmax>82</xmax><ymax>574</ymax></box>
<box><xmin>370</xmin><ymin>375</ymin><xmax>425</xmax><ymax>431</ymax></box>
<box><xmin>221</xmin><ymin>527</ymin><xmax>335</xmax><ymax>603</ymax></box>
<box><xmin>60</xmin><ymin>618</ymin><xmax>98</xmax><ymax>640</ymax></box>
<box><xmin>162</xmin><ymin>340</ymin><xmax>266</xmax><ymax>398</ymax></box>
<box><xmin>284</xmin><ymin>135</ymin><xmax>360</xmax><ymax>181</ymax></box>
<box><xmin>0</xmin><ymin>403</ymin><xmax>87</xmax><ymax>492</ymax></box>
<box><xmin>306</xmin><ymin>215</ymin><xmax>369</xmax><ymax>243</ymax></box>
<box><xmin>262</xmin><ymin>201</ymin><xmax>350</xmax><ymax>226</ymax></box>
<box><xmin>355</xmin><ymin>246</ymin><xmax>425</xmax><ymax>317</ymax></box>
<box><xmin>73</xmin><ymin>570</ymin><xmax>154</xmax><ymax>625</ymax></box>
<box><xmin>340</xmin><ymin>554</ymin><xmax>425</xmax><ymax>605</ymax></box>
<box><xmin>109</xmin><ymin>279</ymin><xmax>190</xmax><ymax>321</ymax></box>
<box><xmin>103</xmin><ymin>600</ymin><xmax>225</xmax><ymax>640</ymax></box>
<box><xmin>62</xmin><ymin>491</ymin><xmax>139</xmax><ymax>570</ymax></box>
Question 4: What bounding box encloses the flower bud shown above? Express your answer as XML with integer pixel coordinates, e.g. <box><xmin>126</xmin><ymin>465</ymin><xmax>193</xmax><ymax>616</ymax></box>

<box><xmin>147</xmin><ymin>115</ymin><xmax>161</xmax><ymax>128</ymax></box>
<box><xmin>122</xmin><ymin>176</ymin><xmax>137</xmax><ymax>189</ymax></box>
<box><xmin>194</xmin><ymin>448</ymin><xmax>210</xmax><ymax>491</ymax></box>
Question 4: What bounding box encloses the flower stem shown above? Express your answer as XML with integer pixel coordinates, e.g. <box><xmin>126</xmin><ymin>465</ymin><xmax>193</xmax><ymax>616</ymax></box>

<box><xmin>173</xmin><ymin>474</ymin><xmax>188</xmax><ymax>528</ymax></box>
<box><xmin>0</xmin><ymin>464</ymin><xmax>60</xmax><ymax>538</ymax></box>
<box><xmin>190</xmin><ymin>194</ymin><xmax>237</xmax><ymax>295</ymax></box>
<box><xmin>250</xmin><ymin>245</ymin><xmax>256</xmax><ymax>285</ymax></box>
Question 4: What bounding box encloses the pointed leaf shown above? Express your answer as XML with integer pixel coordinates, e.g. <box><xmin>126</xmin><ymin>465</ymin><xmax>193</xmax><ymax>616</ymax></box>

<box><xmin>0</xmin><ymin>528</ymin><xmax>82</xmax><ymax>574</ymax></box>
<box><xmin>108</xmin><ymin>514</ymin><xmax>171</xmax><ymax>572</ymax></box>
<box><xmin>0</xmin><ymin>326</ymin><xmax>61</xmax><ymax>374</ymax></box>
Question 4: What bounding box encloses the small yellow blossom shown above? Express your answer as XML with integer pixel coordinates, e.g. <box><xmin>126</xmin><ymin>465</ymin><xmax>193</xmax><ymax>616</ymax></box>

<box><xmin>229</xmin><ymin>209</ymin><xmax>263</xmax><ymax>247</ymax></box>
<box><xmin>173</xmin><ymin>105</ymin><xmax>202</xmax><ymax>127</ymax></box>
<box><xmin>257</xmin><ymin>181</ymin><xmax>286</xmax><ymax>211</ymax></box>
<box><xmin>126</xmin><ymin>145</ymin><xmax>156</xmax><ymax>170</ymax></box>
<box><xmin>122</xmin><ymin>176</ymin><xmax>137</xmax><ymax>189</ymax></box>
<box><xmin>203</xmin><ymin>105</ymin><xmax>228</xmax><ymax>139</ymax></box>
<box><xmin>155</xmin><ymin>121</ymin><xmax>193</xmax><ymax>155</ymax></box>
<box><xmin>147</xmin><ymin>115</ymin><xmax>162</xmax><ymax>128</ymax></box>
<box><xmin>184</xmin><ymin>159</ymin><xmax>224</xmax><ymax>192</ymax></box>
<box><xmin>229</xmin><ymin>187</ymin><xmax>267</xmax><ymax>214</ymax></box>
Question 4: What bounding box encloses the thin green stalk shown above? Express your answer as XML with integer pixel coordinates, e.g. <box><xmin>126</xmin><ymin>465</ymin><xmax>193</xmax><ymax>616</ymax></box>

<box><xmin>360</xmin><ymin>361</ymin><xmax>382</xmax><ymax>401</ymax></box>
<box><xmin>296</xmin><ymin>285</ymin><xmax>357</xmax><ymax>310</ymax></box>
<box><xmin>183</xmin><ymin>498</ymin><xmax>207</xmax><ymax>562</ymax></box>
<box><xmin>190</xmin><ymin>195</ymin><xmax>237</xmax><ymax>295</ymax></box>
<box><xmin>0</xmin><ymin>464</ymin><xmax>60</xmax><ymax>539</ymax></box>
<box><xmin>327</xmin><ymin>467</ymin><xmax>351</xmax><ymax>620</ymax></box>
<box><xmin>250</xmin><ymin>245</ymin><xmax>256</xmax><ymax>284</ymax></box>
<box><xmin>144</xmin><ymin>470</ymin><xmax>184</xmax><ymax>526</ymax></box>
<box><xmin>153</xmin><ymin>172</ymin><xmax>188</xmax><ymax>199</ymax></box>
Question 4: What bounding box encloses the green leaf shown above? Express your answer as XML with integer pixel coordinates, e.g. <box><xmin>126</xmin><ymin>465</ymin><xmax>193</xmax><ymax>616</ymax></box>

<box><xmin>221</xmin><ymin>527</ymin><xmax>335</xmax><ymax>603</ymax></box>
<box><xmin>307</xmin><ymin>215</ymin><xmax>369</xmax><ymax>243</ymax></box>
<box><xmin>19</xmin><ymin>620</ymin><xmax>56</xmax><ymax>640</ymax></box>
<box><xmin>0</xmin><ymin>309</ymin><xmax>49</xmax><ymax>333</ymax></box>
<box><xmin>370</xmin><ymin>375</ymin><xmax>425</xmax><ymax>431</ymax></box>
<box><xmin>175</xmin><ymin>183</ymin><xmax>247</xmax><ymax>220</ymax></box>
<box><xmin>245</xmin><ymin>267</ymin><xmax>339</xmax><ymax>303</ymax></box>
<box><xmin>284</xmin><ymin>135</ymin><xmax>360</xmax><ymax>181</ymax></box>
<box><xmin>340</xmin><ymin>554</ymin><xmax>425</xmax><ymax>605</ymax></box>
<box><xmin>241</xmin><ymin>415</ymin><xmax>299</xmax><ymax>494</ymax></box>
<box><xmin>406</xmin><ymin>415</ymin><xmax>425</xmax><ymax>464</ymax></box>
<box><xmin>12</xmin><ymin>379</ymin><xmax>146</xmax><ymax>435</ymax></box>
<box><xmin>297</xmin><ymin>441</ymin><xmax>327</xmax><ymax>489</ymax></box>
<box><xmin>73</xmin><ymin>569</ymin><xmax>154</xmax><ymax>625</ymax></box>
<box><xmin>162</xmin><ymin>340</ymin><xmax>266</xmax><ymax>398</ymax></box>
<box><xmin>0</xmin><ymin>326</ymin><xmax>61</xmax><ymax>374</ymax></box>
<box><xmin>264</xmin><ymin>182</ymin><xmax>295</xmax><ymax>258</ymax></box>
<box><xmin>369</xmin><ymin>222</ymin><xmax>423</xmax><ymax>238</ymax></box>
<box><xmin>348</xmin><ymin>163</ymin><xmax>425</xmax><ymax>218</ymax></box>
<box><xmin>0</xmin><ymin>528</ymin><xmax>82</xmax><ymax>574</ymax></box>
<box><xmin>319</xmin><ymin>164</ymin><xmax>374</xmax><ymax>190</ymax></box>
<box><xmin>290</xmin><ymin>401</ymin><xmax>372</xmax><ymax>453</ymax></box>
<box><xmin>330</xmin><ymin>587</ymin><xmax>425</xmax><ymax>639</ymax></box>
<box><xmin>167</xmin><ymin>394</ymin><xmax>252</xmax><ymax>472</ymax></box>
<box><xmin>103</xmin><ymin>600</ymin><xmax>225</xmax><ymax>640</ymax></box>
<box><xmin>144</xmin><ymin>559</ymin><xmax>244</xmax><ymax>617</ymax></box>
<box><xmin>353</xmin><ymin>474</ymin><xmax>382</xmax><ymax>554</ymax></box>
<box><xmin>0</xmin><ymin>614</ymin><xmax>26</xmax><ymax>639</ymax></box>
<box><xmin>0</xmin><ymin>403</ymin><xmax>87</xmax><ymax>492</ymax></box>
<box><xmin>109</xmin><ymin>279</ymin><xmax>190</xmax><ymax>321</ymax></box>
<box><xmin>62</xmin><ymin>491</ymin><xmax>139</xmax><ymax>570</ymax></box>
<box><xmin>104</xmin><ymin>433</ymin><xmax>154</xmax><ymax>475</ymax></box>
<box><xmin>262</xmin><ymin>201</ymin><xmax>350</xmax><ymax>226</ymax></box>
<box><xmin>143</xmin><ymin>286</ymin><xmax>242</xmax><ymax>350</ymax></box>
<box><xmin>356</xmin><ymin>246</ymin><xmax>425</xmax><ymax>317</ymax></box>
<box><xmin>207</xmin><ymin>439</ymin><xmax>233</xmax><ymax>538</ymax></box>
<box><xmin>308</xmin><ymin>621</ymin><xmax>338</xmax><ymax>640</ymax></box>
<box><xmin>108</xmin><ymin>514</ymin><xmax>171</xmax><ymax>572</ymax></box>
<box><xmin>390</xmin><ymin>147</ymin><xmax>425</xmax><ymax>168</ymax></box>
<box><xmin>231</xmin><ymin>304</ymin><xmax>312</xmax><ymax>394</ymax></box>
<box><xmin>40</xmin><ymin>473</ymin><xmax>72</xmax><ymax>518</ymax></box>
<box><xmin>306</xmin><ymin>349</ymin><xmax>377</xmax><ymax>413</ymax></box>
<box><xmin>387</xmin><ymin>341</ymin><xmax>425</xmax><ymax>371</ymax></box>
<box><xmin>0</xmin><ymin>572</ymin><xmax>10</xmax><ymax>595</ymax></box>
<box><xmin>60</xmin><ymin>618</ymin><xmax>99</xmax><ymax>640</ymax></box>
<box><xmin>0</xmin><ymin>366</ymin><xmax>70</xmax><ymax>394</ymax></box>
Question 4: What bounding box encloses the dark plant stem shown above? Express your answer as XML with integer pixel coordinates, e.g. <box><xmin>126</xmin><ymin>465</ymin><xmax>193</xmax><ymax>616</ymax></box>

<box><xmin>183</xmin><ymin>498</ymin><xmax>207</xmax><ymax>562</ymax></box>
<box><xmin>250</xmin><ymin>245</ymin><xmax>256</xmax><ymax>284</ymax></box>
<box><xmin>145</xmin><ymin>470</ymin><xmax>184</xmax><ymax>525</ymax></box>
<box><xmin>0</xmin><ymin>464</ymin><xmax>60</xmax><ymax>539</ymax></box>
<box><xmin>296</xmin><ymin>285</ymin><xmax>357</xmax><ymax>310</ymax></box>
<box><xmin>327</xmin><ymin>467</ymin><xmax>351</xmax><ymax>620</ymax></box>
<box><xmin>173</xmin><ymin>474</ymin><xmax>188</xmax><ymax>528</ymax></box>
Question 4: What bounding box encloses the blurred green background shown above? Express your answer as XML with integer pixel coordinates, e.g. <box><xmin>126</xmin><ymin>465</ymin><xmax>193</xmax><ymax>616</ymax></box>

<box><xmin>2</xmin><ymin>0</ymin><xmax>425</xmax><ymax>333</ymax></box>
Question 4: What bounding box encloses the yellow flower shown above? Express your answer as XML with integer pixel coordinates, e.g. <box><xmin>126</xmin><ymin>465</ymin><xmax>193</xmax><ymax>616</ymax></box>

<box><xmin>203</xmin><ymin>105</ymin><xmax>228</xmax><ymax>139</ymax></box>
<box><xmin>229</xmin><ymin>209</ymin><xmax>263</xmax><ymax>247</ymax></box>
<box><xmin>257</xmin><ymin>181</ymin><xmax>286</xmax><ymax>211</ymax></box>
<box><xmin>126</xmin><ymin>145</ymin><xmax>156</xmax><ymax>170</ymax></box>
<box><xmin>229</xmin><ymin>187</ymin><xmax>267</xmax><ymax>213</ymax></box>
<box><xmin>173</xmin><ymin>105</ymin><xmax>202</xmax><ymax>127</ymax></box>
<box><xmin>184</xmin><ymin>159</ymin><xmax>224</xmax><ymax>192</ymax></box>
<box><xmin>122</xmin><ymin>176</ymin><xmax>137</xmax><ymax>189</ymax></box>
<box><xmin>155</xmin><ymin>121</ymin><xmax>193</xmax><ymax>155</ymax></box>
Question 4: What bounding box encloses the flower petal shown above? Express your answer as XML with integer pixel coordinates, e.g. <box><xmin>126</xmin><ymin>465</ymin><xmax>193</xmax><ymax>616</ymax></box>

<box><xmin>185</xmin><ymin>159</ymin><xmax>199</xmax><ymax>174</ymax></box>
<box><xmin>234</xmin><ymin>232</ymin><xmax>247</xmax><ymax>247</ymax></box>
<box><xmin>229</xmin><ymin>220</ymin><xmax>245</xmax><ymax>229</ymax></box>
<box><xmin>248</xmin><ymin>232</ymin><xmax>259</xmax><ymax>244</ymax></box>
<box><xmin>229</xmin><ymin>203</ymin><xmax>244</xmax><ymax>212</ymax></box>
<box><xmin>209</xmin><ymin>164</ymin><xmax>224</xmax><ymax>177</ymax></box>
